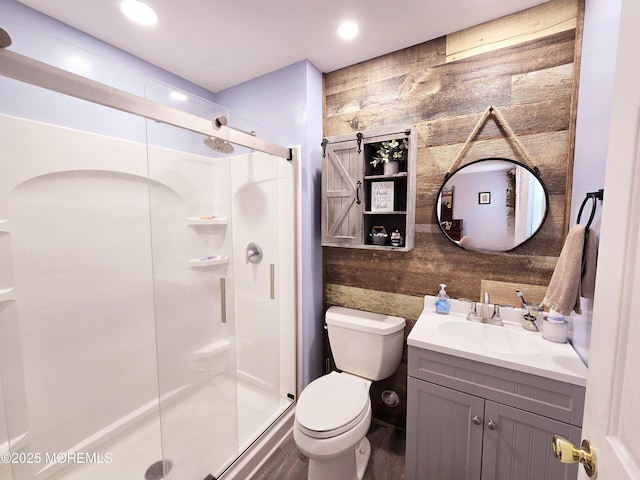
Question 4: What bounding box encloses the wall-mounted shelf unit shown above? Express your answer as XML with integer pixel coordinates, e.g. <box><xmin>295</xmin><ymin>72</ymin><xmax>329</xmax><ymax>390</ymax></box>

<box><xmin>321</xmin><ymin>125</ymin><xmax>417</xmax><ymax>251</ymax></box>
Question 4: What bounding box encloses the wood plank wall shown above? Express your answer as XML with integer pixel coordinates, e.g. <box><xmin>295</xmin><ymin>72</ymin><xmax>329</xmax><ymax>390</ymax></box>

<box><xmin>322</xmin><ymin>0</ymin><xmax>584</xmax><ymax>429</ymax></box>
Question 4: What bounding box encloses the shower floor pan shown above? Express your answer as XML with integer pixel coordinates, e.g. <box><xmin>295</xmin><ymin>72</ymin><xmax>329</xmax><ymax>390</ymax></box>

<box><xmin>46</xmin><ymin>379</ymin><xmax>290</xmax><ymax>480</ymax></box>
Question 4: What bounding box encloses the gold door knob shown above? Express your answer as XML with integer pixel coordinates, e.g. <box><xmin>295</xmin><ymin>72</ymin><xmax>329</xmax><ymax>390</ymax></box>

<box><xmin>552</xmin><ymin>435</ymin><xmax>597</xmax><ymax>477</ymax></box>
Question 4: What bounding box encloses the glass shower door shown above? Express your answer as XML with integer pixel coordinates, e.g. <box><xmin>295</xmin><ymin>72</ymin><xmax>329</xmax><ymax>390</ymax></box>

<box><xmin>0</xmin><ymin>97</ymin><xmax>165</xmax><ymax>480</ymax></box>
<box><xmin>0</xmin><ymin>51</ymin><xmax>294</xmax><ymax>478</ymax></box>
<box><xmin>145</xmin><ymin>110</ymin><xmax>286</xmax><ymax>477</ymax></box>
<box><xmin>229</xmin><ymin>150</ymin><xmax>282</xmax><ymax>453</ymax></box>
<box><xmin>145</xmin><ymin>115</ymin><xmax>242</xmax><ymax>479</ymax></box>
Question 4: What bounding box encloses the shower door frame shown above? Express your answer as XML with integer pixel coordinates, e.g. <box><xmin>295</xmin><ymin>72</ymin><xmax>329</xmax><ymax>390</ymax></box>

<box><xmin>0</xmin><ymin>47</ymin><xmax>292</xmax><ymax>162</ymax></box>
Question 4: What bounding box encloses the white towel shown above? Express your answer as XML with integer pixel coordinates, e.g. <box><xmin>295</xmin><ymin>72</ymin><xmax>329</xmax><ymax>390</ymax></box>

<box><xmin>544</xmin><ymin>225</ymin><xmax>597</xmax><ymax>316</ymax></box>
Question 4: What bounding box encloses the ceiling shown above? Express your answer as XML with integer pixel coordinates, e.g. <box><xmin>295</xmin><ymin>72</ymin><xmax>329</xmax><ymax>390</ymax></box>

<box><xmin>17</xmin><ymin>0</ymin><xmax>549</xmax><ymax>93</ymax></box>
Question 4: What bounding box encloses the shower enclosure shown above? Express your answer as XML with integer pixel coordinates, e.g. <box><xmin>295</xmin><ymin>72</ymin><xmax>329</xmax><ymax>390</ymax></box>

<box><xmin>0</xmin><ymin>45</ymin><xmax>297</xmax><ymax>480</ymax></box>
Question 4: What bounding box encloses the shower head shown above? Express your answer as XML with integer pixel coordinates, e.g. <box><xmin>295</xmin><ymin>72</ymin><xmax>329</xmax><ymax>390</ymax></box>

<box><xmin>206</xmin><ymin>115</ymin><xmax>257</xmax><ymax>153</ymax></box>
<box><xmin>204</xmin><ymin>136</ymin><xmax>234</xmax><ymax>154</ymax></box>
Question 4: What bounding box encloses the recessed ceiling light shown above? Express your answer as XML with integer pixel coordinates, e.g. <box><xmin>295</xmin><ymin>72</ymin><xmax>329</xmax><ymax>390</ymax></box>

<box><xmin>169</xmin><ymin>91</ymin><xmax>187</xmax><ymax>101</ymax></box>
<box><xmin>338</xmin><ymin>21</ymin><xmax>359</xmax><ymax>40</ymax></box>
<box><xmin>120</xmin><ymin>0</ymin><xmax>158</xmax><ymax>26</ymax></box>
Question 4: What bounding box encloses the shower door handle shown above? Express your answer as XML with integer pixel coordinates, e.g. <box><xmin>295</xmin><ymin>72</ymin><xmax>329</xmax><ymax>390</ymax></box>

<box><xmin>270</xmin><ymin>264</ymin><xmax>275</xmax><ymax>300</ymax></box>
<box><xmin>220</xmin><ymin>277</ymin><xmax>226</xmax><ymax>323</ymax></box>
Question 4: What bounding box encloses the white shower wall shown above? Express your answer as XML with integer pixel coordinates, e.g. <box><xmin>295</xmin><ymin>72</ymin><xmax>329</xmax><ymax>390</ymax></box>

<box><xmin>230</xmin><ymin>157</ymin><xmax>279</xmax><ymax>387</ymax></box>
<box><xmin>0</xmin><ymin>115</ymin><xmax>160</xmax><ymax>468</ymax></box>
<box><xmin>0</xmin><ymin>113</ymin><xmax>296</xmax><ymax>479</ymax></box>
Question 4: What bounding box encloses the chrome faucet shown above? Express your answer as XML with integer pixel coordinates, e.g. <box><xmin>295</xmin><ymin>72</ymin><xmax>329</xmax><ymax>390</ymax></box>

<box><xmin>480</xmin><ymin>292</ymin><xmax>492</xmax><ymax>322</ymax></box>
<box><xmin>480</xmin><ymin>292</ymin><xmax>504</xmax><ymax>326</ymax></box>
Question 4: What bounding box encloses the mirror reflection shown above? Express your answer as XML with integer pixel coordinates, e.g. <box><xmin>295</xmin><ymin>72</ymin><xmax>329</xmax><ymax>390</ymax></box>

<box><xmin>437</xmin><ymin>158</ymin><xmax>548</xmax><ymax>252</ymax></box>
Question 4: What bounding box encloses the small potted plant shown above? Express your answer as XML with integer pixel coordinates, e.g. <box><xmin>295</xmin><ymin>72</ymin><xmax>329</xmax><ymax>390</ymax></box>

<box><xmin>370</xmin><ymin>138</ymin><xmax>408</xmax><ymax>175</ymax></box>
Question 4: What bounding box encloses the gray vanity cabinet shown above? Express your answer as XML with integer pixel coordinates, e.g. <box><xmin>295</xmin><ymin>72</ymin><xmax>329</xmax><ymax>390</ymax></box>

<box><xmin>406</xmin><ymin>347</ymin><xmax>585</xmax><ymax>480</ymax></box>
<box><xmin>481</xmin><ymin>401</ymin><xmax>581</xmax><ymax>480</ymax></box>
<box><xmin>407</xmin><ymin>377</ymin><xmax>484</xmax><ymax>479</ymax></box>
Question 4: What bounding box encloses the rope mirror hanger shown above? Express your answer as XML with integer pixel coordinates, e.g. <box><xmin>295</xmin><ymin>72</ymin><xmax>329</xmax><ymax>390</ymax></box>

<box><xmin>444</xmin><ymin>106</ymin><xmax>540</xmax><ymax>181</ymax></box>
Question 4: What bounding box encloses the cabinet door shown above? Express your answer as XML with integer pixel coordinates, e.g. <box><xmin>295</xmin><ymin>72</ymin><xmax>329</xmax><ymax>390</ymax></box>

<box><xmin>321</xmin><ymin>140</ymin><xmax>363</xmax><ymax>246</ymax></box>
<box><xmin>482</xmin><ymin>401</ymin><xmax>581</xmax><ymax>480</ymax></box>
<box><xmin>406</xmin><ymin>377</ymin><xmax>484</xmax><ymax>480</ymax></box>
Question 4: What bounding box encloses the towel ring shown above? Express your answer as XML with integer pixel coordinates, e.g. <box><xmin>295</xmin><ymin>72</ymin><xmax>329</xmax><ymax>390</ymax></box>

<box><xmin>577</xmin><ymin>189</ymin><xmax>603</xmax><ymax>230</ymax></box>
<box><xmin>576</xmin><ymin>189</ymin><xmax>604</xmax><ymax>277</ymax></box>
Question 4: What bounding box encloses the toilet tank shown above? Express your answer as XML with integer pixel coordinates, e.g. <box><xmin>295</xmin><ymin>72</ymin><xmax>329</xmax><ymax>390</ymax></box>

<box><xmin>325</xmin><ymin>306</ymin><xmax>405</xmax><ymax>381</ymax></box>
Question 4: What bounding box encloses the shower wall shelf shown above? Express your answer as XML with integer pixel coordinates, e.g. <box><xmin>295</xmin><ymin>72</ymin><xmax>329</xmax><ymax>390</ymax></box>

<box><xmin>0</xmin><ymin>287</ymin><xmax>16</xmax><ymax>302</ymax></box>
<box><xmin>188</xmin><ymin>256</ymin><xmax>229</xmax><ymax>267</ymax></box>
<box><xmin>186</xmin><ymin>216</ymin><xmax>228</xmax><ymax>226</ymax></box>
<box><xmin>192</xmin><ymin>338</ymin><xmax>232</xmax><ymax>357</ymax></box>
<box><xmin>0</xmin><ymin>219</ymin><xmax>10</xmax><ymax>232</ymax></box>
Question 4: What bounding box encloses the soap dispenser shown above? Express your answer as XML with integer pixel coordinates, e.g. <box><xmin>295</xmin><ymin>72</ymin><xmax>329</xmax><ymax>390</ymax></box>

<box><xmin>435</xmin><ymin>284</ymin><xmax>450</xmax><ymax>315</ymax></box>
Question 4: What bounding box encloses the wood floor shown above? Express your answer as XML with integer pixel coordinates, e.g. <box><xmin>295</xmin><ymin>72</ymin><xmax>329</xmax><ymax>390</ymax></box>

<box><xmin>251</xmin><ymin>421</ymin><xmax>406</xmax><ymax>480</ymax></box>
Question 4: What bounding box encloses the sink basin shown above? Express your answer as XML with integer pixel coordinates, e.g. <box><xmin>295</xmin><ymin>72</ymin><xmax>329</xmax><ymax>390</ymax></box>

<box><xmin>438</xmin><ymin>321</ymin><xmax>543</xmax><ymax>356</ymax></box>
<box><xmin>407</xmin><ymin>296</ymin><xmax>589</xmax><ymax>386</ymax></box>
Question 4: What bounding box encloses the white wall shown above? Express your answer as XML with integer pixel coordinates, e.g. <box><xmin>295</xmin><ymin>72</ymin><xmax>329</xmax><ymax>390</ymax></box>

<box><xmin>569</xmin><ymin>0</ymin><xmax>622</xmax><ymax>365</ymax></box>
<box><xmin>450</xmin><ymin>170</ymin><xmax>513</xmax><ymax>250</ymax></box>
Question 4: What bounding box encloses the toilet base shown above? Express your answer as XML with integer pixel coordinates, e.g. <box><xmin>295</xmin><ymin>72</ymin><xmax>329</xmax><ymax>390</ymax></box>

<box><xmin>307</xmin><ymin>436</ymin><xmax>371</xmax><ymax>480</ymax></box>
<box><xmin>355</xmin><ymin>437</ymin><xmax>371</xmax><ymax>479</ymax></box>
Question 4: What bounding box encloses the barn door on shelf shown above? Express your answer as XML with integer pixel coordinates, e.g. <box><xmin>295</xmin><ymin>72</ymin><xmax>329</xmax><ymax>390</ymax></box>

<box><xmin>321</xmin><ymin>139</ymin><xmax>363</xmax><ymax>247</ymax></box>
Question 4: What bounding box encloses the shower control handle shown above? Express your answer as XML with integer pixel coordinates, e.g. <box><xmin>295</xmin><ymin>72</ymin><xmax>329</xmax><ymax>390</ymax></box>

<box><xmin>246</xmin><ymin>242</ymin><xmax>263</xmax><ymax>264</ymax></box>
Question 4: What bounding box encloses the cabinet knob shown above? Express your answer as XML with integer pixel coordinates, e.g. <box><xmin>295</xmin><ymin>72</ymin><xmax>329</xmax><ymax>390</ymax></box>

<box><xmin>487</xmin><ymin>420</ymin><xmax>497</xmax><ymax>430</ymax></box>
<box><xmin>472</xmin><ymin>415</ymin><xmax>481</xmax><ymax>425</ymax></box>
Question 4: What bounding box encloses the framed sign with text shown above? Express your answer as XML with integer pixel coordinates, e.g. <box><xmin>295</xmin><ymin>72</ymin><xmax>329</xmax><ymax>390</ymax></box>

<box><xmin>371</xmin><ymin>181</ymin><xmax>394</xmax><ymax>212</ymax></box>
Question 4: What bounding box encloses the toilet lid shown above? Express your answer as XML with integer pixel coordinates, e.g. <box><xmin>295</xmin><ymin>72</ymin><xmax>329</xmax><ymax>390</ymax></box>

<box><xmin>296</xmin><ymin>372</ymin><xmax>370</xmax><ymax>439</ymax></box>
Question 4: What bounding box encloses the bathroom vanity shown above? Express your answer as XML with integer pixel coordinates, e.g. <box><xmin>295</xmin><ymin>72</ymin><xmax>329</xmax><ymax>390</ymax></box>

<box><xmin>405</xmin><ymin>298</ymin><xmax>588</xmax><ymax>480</ymax></box>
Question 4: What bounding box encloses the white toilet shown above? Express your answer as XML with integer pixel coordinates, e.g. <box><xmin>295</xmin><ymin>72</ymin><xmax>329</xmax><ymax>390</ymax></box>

<box><xmin>294</xmin><ymin>306</ymin><xmax>405</xmax><ymax>480</ymax></box>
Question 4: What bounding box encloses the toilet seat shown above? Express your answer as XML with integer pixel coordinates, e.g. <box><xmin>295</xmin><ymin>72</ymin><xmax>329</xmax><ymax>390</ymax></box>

<box><xmin>296</xmin><ymin>372</ymin><xmax>370</xmax><ymax>439</ymax></box>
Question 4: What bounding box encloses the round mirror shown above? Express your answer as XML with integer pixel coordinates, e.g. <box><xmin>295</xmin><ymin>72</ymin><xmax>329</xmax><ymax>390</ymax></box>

<box><xmin>436</xmin><ymin>158</ymin><xmax>549</xmax><ymax>252</ymax></box>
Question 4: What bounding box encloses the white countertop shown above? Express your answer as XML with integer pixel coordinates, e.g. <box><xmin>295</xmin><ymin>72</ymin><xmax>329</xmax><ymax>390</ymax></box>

<box><xmin>407</xmin><ymin>296</ymin><xmax>588</xmax><ymax>386</ymax></box>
